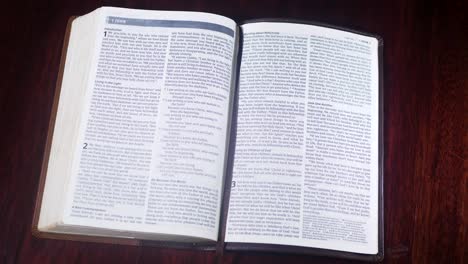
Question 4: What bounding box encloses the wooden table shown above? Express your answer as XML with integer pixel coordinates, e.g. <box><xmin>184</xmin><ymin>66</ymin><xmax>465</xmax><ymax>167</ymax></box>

<box><xmin>1</xmin><ymin>0</ymin><xmax>466</xmax><ymax>263</ymax></box>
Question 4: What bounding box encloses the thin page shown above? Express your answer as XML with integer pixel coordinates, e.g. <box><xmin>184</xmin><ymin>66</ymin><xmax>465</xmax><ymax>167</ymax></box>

<box><xmin>62</xmin><ymin>7</ymin><xmax>237</xmax><ymax>241</ymax></box>
<box><xmin>225</xmin><ymin>22</ymin><xmax>379</xmax><ymax>254</ymax></box>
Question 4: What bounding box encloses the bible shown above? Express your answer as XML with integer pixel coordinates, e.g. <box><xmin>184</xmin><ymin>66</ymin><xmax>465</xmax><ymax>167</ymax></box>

<box><xmin>33</xmin><ymin>7</ymin><xmax>384</xmax><ymax>261</ymax></box>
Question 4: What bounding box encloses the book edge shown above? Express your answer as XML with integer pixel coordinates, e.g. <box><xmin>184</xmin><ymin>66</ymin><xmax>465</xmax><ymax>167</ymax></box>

<box><xmin>32</xmin><ymin>16</ymin><xmax>76</xmax><ymax>237</ymax></box>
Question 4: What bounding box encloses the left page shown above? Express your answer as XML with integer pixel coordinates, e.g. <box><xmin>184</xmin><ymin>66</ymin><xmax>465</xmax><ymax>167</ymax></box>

<box><xmin>59</xmin><ymin>7</ymin><xmax>237</xmax><ymax>242</ymax></box>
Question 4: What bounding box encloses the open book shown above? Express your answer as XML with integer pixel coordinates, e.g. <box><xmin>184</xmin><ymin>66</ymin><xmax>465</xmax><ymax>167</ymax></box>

<box><xmin>34</xmin><ymin>7</ymin><xmax>384</xmax><ymax>261</ymax></box>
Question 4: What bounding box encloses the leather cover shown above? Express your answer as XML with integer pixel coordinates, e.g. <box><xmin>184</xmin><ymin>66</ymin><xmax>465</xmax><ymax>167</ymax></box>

<box><xmin>33</xmin><ymin>16</ymin><xmax>384</xmax><ymax>261</ymax></box>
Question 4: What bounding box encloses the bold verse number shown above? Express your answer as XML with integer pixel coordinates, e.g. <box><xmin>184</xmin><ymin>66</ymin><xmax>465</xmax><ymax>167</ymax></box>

<box><xmin>83</xmin><ymin>143</ymin><xmax>88</xmax><ymax>149</ymax></box>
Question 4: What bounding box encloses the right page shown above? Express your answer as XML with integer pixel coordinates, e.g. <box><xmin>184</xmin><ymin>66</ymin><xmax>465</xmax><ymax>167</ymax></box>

<box><xmin>225</xmin><ymin>21</ymin><xmax>380</xmax><ymax>254</ymax></box>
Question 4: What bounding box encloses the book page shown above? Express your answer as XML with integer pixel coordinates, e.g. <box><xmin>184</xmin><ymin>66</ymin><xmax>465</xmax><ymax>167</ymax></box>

<box><xmin>225</xmin><ymin>22</ymin><xmax>379</xmax><ymax>254</ymax></box>
<box><xmin>61</xmin><ymin>7</ymin><xmax>237</xmax><ymax>241</ymax></box>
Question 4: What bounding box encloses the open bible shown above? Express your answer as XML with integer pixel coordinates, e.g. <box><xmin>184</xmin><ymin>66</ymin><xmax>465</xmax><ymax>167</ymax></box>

<box><xmin>34</xmin><ymin>7</ymin><xmax>384</xmax><ymax>261</ymax></box>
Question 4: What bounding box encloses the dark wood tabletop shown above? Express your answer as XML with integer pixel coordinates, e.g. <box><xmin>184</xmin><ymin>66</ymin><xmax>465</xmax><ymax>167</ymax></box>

<box><xmin>1</xmin><ymin>0</ymin><xmax>466</xmax><ymax>263</ymax></box>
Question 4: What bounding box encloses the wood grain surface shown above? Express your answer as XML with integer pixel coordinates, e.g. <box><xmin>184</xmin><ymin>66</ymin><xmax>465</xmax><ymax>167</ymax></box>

<box><xmin>0</xmin><ymin>0</ymin><xmax>466</xmax><ymax>263</ymax></box>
